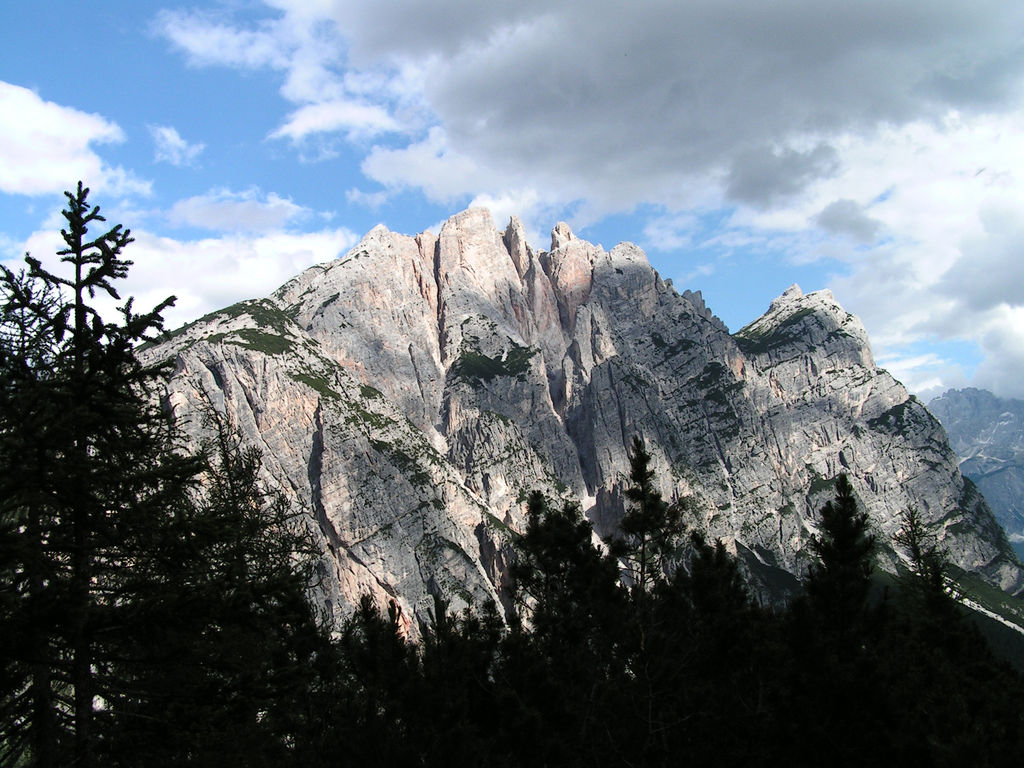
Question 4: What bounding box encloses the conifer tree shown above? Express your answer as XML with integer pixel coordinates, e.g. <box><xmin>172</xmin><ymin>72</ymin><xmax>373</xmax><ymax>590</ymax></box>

<box><xmin>504</xmin><ymin>491</ymin><xmax>626</xmax><ymax>766</ymax></box>
<box><xmin>893</xmin><ymin>506</ymin><xmax>950</xmax><ymax>605</ymax></box>
<box><xmin>0</xmin><ymin>184</ymin><xmax>331</xmax><ymax>766</ymax></box>
<box><xmin>804</xmin><ymin>472</ymin><xmax>875</xmax><ymax>639</ymax></box>
<box><xmin>618</xmin><ymin>436</ymin><xmax>684</xmax><ymax>594</ymax></box>
<box><xmin>0</xmin><ymin>183</ymin><xmax>191</xmax><ymax>766</ymax></box>
<box><xmin>787</xmin><ymin>473</ymin><xmax>885</xmax><ymax>765</ymax></box>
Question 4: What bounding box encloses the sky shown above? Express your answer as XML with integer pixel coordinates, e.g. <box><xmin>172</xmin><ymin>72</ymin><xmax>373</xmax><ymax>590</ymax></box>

<box><xmin>2</xmin><ymin>1</ymin><xmax>1024</xmax><ymax>400</ymax></box>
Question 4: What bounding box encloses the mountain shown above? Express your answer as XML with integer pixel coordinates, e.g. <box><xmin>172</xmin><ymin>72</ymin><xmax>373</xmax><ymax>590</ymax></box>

<box><xmin>929</xmin><ymin>388</ymin><xmax>1024</xmax><ymax>550</ymax></box>
<box><xmin>145</xmin><ymin>208</ymin><xmax>1024</xmax><ymax>631</ymax></box>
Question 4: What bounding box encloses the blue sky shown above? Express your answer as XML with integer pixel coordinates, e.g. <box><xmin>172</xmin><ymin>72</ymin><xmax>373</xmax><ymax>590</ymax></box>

<box><xmin>3</xmin><ymin>1</ymin><xmax>1024</xmax><ymax>399</ymax></box>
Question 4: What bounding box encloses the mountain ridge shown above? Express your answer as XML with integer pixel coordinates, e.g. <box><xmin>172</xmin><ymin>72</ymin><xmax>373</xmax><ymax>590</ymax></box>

<box><xmin>146</xmin><ymin>208</ymin><xmax>1023</xmax><ymax>631</ymax></box>
<box><xmin>929</xmin><ymin>387</ymin><xmax>1024</xmax><ymax>544</ymax></box>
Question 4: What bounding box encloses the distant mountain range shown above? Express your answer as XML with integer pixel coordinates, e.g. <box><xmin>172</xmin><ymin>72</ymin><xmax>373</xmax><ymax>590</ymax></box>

<box><xmin>929</xmin><ymin>388</ymin><xmax>1024</xmax><ymax>559</ymax></box>
<box><xmin>145</xmin><ymin>209</ymin><xmax>1023</xmax><ymax>632</ymax></box>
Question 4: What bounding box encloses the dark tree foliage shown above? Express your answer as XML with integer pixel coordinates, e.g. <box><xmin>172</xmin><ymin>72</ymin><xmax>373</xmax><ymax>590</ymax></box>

<box><xmin>617</xmin><ymin>436</ymin><xmax>684</xmax><ymax>594</ymax></box>
<box><xmin>412</xmin><ymin>595</ymin><xmax>505</xmax><ymax>766</ymax></box>
<box><xmin>502</xmin><ymin>491</ymin><xmax>628</xmax><ymax>766</ymax></box>
<box><xmin>804</xmin><ymin>472</ymin><xmax>876</xmax><ymax>640</ymax></box>
<box><xmin>103</xmin><ymin>411</ymin><xmax>330</xmax><ymax>766</ymax></box>
<box><xmin>780</xmin><ymin>475</ymin><xmax>1024</xmax><ymax>766</ymax></box>
<box><xmin>783</xmin><ymin>475</ymin><xmax>888</xmax><ymax>764</ymax></box>
<box><xmin>655</xmin><ymin>532</ymin><xmax>783</xmax><ymax>764</ymax></box>
<box><xmin>0</xmin><ymin>185</ymin><xmax>330</xmax><ymax>767</ymax></box>
<box><xmin>893</xmin><ymin>506</ymin><xmax>950</xmax><ymax>604</ymax></box>
<box><xmin>877</xmin><ymin>506</ymin><xmax>1024</xmax><ymax>765</ymax></box>
<box><xmin>511</xmin><ymin>491</ymin><xmax>624</xmax><ymax>643</ymax></box>
<box><xmin>329</xmin><ymin>595</ymin><xmax>421</xmax><ymax>767</ymax></box>
<box><xmin>0</xmin><ymin>184</ymin><xmax>194</xmax><ymax>767</ymax></box>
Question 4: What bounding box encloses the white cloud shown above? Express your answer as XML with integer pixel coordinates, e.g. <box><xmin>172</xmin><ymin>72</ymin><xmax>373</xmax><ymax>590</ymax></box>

<box><xmin>150</xmin><ymin>125</ymin><xmax>205</xmax><ymax>166</ymax></box>
<box><xmin>361</xmin><ymin>127</ymin><xmax>483</xmax><ymax>203</ymax></box>
<box><xmin>155</xmin><ymin>9</ymin><xmax>289</xmax><ymax>70</ymax></box>
<box><xmin>156</xmin><ymin>6</ymin><xmax>406</xmax><ymax>145</ymax></box>
<box><xmin>875</xmin><ymin>351</ymin><xmax>966</xmax><ymax>399</ymax></box>
<box><xmin>8</xmin><ymin>220</ymin><xmax>358</xmax><ymax>331</ymax></box>
<box><xmin>270</xmin><ymin>99</ymin><xmax>398</xmax><ymax>141</ymax></box>
<box><xmin>0</xmin><ymin>81</ymin><xmax>149</xmax><ymax>197</ymax></box>
<box><xmin>811</xmin><ymin>199</ymin><xmax>882</xmax><ymax>243</ymax></box>
<box><xmin>972</xmin><ymin>307</ymin><xmax>1024</xmax><ymax>399</ymax></box>
<box><xmin>643</xmin><ymin>214</ymin><xmax>701</xmax><ymax>252</ymax></box>
<box><xmin>158</xmin><ymin>1</ymin><xmax>1024</xmax><ymax>214</ymax></box>
<box><xmin>166</xmin><ymin>188</ymin><xmax>312</xmax><ymax>232</ymax></box>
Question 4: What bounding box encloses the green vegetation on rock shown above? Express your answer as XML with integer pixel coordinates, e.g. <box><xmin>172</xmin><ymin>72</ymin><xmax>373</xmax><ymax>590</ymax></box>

<box><xmin>452</xmin><ymin>343</ymin><xmax>537</xmax><ymax>383</ymax></box>
<box><xmin>734</xmin><ymin>307</ymin><xmax>817</xmax><ymax>355</ymax></box>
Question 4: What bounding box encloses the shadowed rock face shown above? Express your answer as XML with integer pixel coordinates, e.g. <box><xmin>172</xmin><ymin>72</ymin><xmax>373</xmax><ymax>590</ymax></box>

<box><xmin>929</xmin><ymin>388</ymin><xmax>1024</xmax><ymax>542</ymax></box>
<box><xmin>146</xmin><ymin>208</ymin><xmax>1024</xmax><ymax>631</ymax></box>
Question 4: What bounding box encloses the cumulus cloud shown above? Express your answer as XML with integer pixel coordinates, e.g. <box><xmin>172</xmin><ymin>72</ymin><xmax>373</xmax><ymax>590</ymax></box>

<box><xmin>0</xmin><ymin>81</ymin><xmax>149</xmax><ymax>197</ymax></box>
<box><xmin>150</xmin><ymin>125</ymin><xmax>205</xmax><ymax>166</ymax></box>
<box><xmin>643</xmin><ymin>214</ymin><xmax>700</xmax><ymax>252</ymax></box>
<box><xmin>156</xmin><ymin>7</ymin><xmax>407</xmax><ymax>146</ymax></box>
<box><xmin>936</xmin><ymin>207</ymin><xmax>1024</xmax><ymax>312</ymax></box>
<box><xmin>361</xmin><ymin>127</ymin><xmax>484</xmax><ymax>203</ymax></box>
<box><xmin>166</xmin><ymin>188</ymin><xmax>312</xmax><ymax>232</ymax></box>
<box><xmin>9</xmin><ymin>221</ymin><xmax>357</xmax><ymax>331</ymax></box>
<box><xmin>973</xmin><ymin>308</ymin><xmax>1024</xmax><ymax>398</ymax></box>
<box><xmin>158</xmin><ymin>1</ymin><xmax>1024</xmax><ymax>203</ymax></box>
<box><xmin>155</xmin><ymin>9</ymin><xmax>289</xmax><ymax>70</ymax></box>
<box><xmin>345</xmin><ymin>188</ymin><xmax>388</xmax><ymax>209</ymax></box>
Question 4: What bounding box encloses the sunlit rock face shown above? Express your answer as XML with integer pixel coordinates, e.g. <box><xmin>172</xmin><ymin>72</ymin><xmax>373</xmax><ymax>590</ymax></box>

<box><xmin>146</xmin><ymin>208</ymin><xmax>1024</xmax><ymax>632</ymax></box>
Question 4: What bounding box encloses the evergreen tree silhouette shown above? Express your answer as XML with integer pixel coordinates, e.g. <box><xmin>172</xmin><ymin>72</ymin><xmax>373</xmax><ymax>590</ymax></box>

<box><xmin>618</xmin><ymin>437</ymin><xmax>684</xmax><ymax>595</ymax></box>
<box><xmin>0</xmin><ymin>184</ymin><xmax>330</xmax><ymax>766</ymax></box>
<box><xmin>0</xmin><ymin>183</ymin><xmax>190</xmax><ymax>766</ymax></box>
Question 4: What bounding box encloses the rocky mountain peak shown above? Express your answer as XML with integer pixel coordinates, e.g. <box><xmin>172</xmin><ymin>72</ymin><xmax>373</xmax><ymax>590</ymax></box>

<box><xmin>551</xmin><ymin>220</ymin><xmax>575</xmax><ymax>250</ymax></box>
<box><xmin>146</xmin><ymin>207</ymin><xmax>1024</xmax><ymax>632</ymax></box>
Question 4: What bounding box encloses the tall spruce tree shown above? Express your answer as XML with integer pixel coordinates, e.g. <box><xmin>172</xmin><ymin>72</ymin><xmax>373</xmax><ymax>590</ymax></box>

<box><xmin>0</xmin><ymin>183</ymin><xmax>194</xmax><ymax>766</ymax></box>
<box><xmin>102</xmin><ymin>409</ymin><xmax>330</xmax><ymax>766</ymax></box>
<box><xmin>618</xmin><ymin>436</ymin><xmax>684</xmax><ymax>594</ymax></box>
<box><xmin>0</xmin><ymin>184</ymin><xmax>330</xmax><ymax>766</ymax></box>
<box><xmin>786</xmin><ymin>473</ymin><xmax>886</xmax><ymax>765</ymax></box>
<box><xmin>805</xmin><ymin>473</ymin><xmax>876</xmax><ymax>639</ymax></box>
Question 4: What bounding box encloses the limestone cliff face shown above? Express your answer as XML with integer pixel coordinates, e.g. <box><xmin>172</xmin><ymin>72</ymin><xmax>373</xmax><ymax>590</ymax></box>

<box><xmin>147</xmin><ymin>209</ymin><xmax>1024</xmax><ymax>630</ymax></box>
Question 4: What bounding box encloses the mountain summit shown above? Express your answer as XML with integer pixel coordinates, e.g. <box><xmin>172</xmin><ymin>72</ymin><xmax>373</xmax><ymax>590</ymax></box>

<box><xmin>147</xmin><ymin>208</ymin><xmax>1023</xmax><ymax>629</ymax></box>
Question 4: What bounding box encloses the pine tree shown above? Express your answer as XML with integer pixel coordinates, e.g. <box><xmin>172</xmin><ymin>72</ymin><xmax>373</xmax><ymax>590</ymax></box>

<box><xmin>893</xmin><ymin>506</ymin><xmax>949</xmax><ymax>605</ymax></box>
<box><xmin>503</xmin><ymin>491</ymin><xmax>627</xmax><ymax>766</ymax></box>
<box><xmin>618</xmin><ymin>436</ymin><xmax>684</xmax><ymax>594</ymax></box>
<box><xmin>786</xmin><ymin>473</ymin><xmax>885</xmax><ymax>765</ymax></box>
<box><xmin>0</xmin><ymin>184</ymin><xmax>331</xmax><ymax>766</ymax></box>
<box><xmin>0</xmin><ymin>183</ymin><xmax>192</xmax><ymax>766</ymax></box>
<box><xmin>804</xmin><ymin>473</ymin><xmax>875</xmax><ymax>639</ymax></box>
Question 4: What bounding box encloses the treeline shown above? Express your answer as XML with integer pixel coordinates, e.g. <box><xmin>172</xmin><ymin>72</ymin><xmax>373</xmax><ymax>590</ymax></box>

<box><xmin>2</xmin><ymin>187</ymin><xmax>1023</xmax><ymax>766</ymax></box>
<box><xmin>327</xmin><ymin>452</ymin><xmax>1024</xmax><ymax>767</ymax></box>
